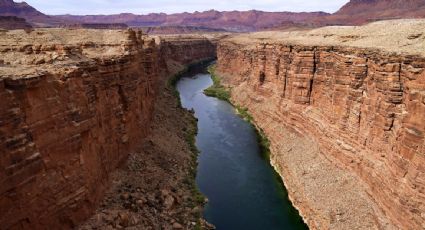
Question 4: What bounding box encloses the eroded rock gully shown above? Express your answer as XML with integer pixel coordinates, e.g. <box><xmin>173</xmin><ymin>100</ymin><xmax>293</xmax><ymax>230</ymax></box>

<box><xmin>216</xmin><ymin>34</ymin><xmax>425</xmax><ymax>229</ymax></box>
<box><xmin>0</xmin><ymin>29</ymin><xmax>217</xmax><ymax>229</ymax></box>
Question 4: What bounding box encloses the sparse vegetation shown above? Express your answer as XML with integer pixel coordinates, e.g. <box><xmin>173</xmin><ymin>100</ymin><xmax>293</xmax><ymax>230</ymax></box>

<box><xmin>203</xmin><ymin>66</ymin><xmax>271</xmax><ymax>160</ymax></box>
<box><xmin>167</xmin><ymin>67</ymin><xmax>188</xmax><ymax>107</ymax></box>
<box><xmin>183</xmin><ymin>116</ymin><xmax>205</xmax><ymax>208</ymax></box>
<box><xmin>203</xmin><ymin>65</ymin><xmax>231</xmax><ymax>102</ymax></box>
<box><xmin>236</xmin><ymin>106</ymin><xmax>271</xmax><ymax>159</ymax></box>
<box><xmin>174</xmin><ymin>61</ymin><xmax>271</xmax><ymax>228</ymax></box>
<box><xmin>256</xmin><ymin>128</ymin><xmax>271</xmax><ymax>159</ymax></box>
<box><xmin>170</xmin><ymin>60</ymin><xmax>213</xmax><ymax>229</ymax></box>
<box><xmin>235</xmin><ymin>106</ymin><xmax>253</xmax><ymax>123</ymax></box>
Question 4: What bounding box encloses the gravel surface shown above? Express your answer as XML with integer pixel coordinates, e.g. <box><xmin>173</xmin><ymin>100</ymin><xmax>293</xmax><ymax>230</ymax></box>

<box><xmin>226</xmin><ymin>19</ymin><xmax>425</xmax><ymax>56</ymax></box>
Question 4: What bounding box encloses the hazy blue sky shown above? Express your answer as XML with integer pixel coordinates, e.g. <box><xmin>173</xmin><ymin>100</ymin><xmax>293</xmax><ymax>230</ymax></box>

<box><xmin>18</xmin><ymin>0</ymin><xmax>350</xmax><ymax>15</ymax></box>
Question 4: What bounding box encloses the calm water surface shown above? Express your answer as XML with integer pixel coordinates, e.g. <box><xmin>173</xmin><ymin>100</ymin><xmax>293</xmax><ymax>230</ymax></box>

<box><xmin>176</xmin><ymin>66</ymin><xmax>308</xmax><ymax>230</ymax></box>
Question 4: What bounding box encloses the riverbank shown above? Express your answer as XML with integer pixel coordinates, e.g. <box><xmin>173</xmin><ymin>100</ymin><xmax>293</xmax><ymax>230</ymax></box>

<box><xmin>214</xmin><ymin>54</ymin><xmax>395</xmax><ymax>229</ymax></box>
<box><xmin>79</xmin><ymin>64</ymin><xmax>212</xmax><ymax>230</ymax></box>
<box><xmin>204</xmin><ymin>65</ymin><xmax>273</xmax><ymax>166</ymax></box>
<box><xmin>214</xmin><ymin>21</ymin><xmax>425</xmax><ymax>228</ymax></box>
<box><xmin>201</xmin><ymin>65</ymin><xmax>307</xmax><ymax>229</ymax></box>
<box><xmin>203</xmin><ymin>65</ymin><xmax>231</xmax><ymax>102</ymax></box>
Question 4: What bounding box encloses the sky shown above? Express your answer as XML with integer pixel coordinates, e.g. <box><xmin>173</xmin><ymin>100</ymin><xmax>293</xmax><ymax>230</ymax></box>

<box><xmin>17</xmin><ymin>0</ymin><xmax>350</xmax><ymax>15</ymax></box>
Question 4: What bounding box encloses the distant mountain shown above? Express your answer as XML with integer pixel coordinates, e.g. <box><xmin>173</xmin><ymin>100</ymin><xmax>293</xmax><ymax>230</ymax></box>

<box><xmin>61</xmin><ymin>23</ymin><xmax>129</xmax><ymax>30</ymax></box>
<box><xmin>337</xmin><ymin>0</ymin><xmax>425</xmax><ymax>15</ymax></box>
<box><xmin>141</xmin><ymin>25</ymin><xmax>227</xmax><ymax>34</ymax></box>
<box><xmin>316</xmin><ymin>0</ymin><xmax>425</xmax><ymax>25</ymax></box>
<box><xmin>0</xmin><ymin>16</ymin><xmax>32</xmax><ymax>30</ymax></box>
<box><xmin>0</xmin><ymin>0</ymin><xmax>64</xmax><ymax>26</ymax></box>
<box><xmin>0</xmin><ymin>0</ymin><xmax>328</xmax><ymax>31</ymax></box>
<box><xmin>2</xmin><ymin>0</ymin><xmax>425</xmax><ymax>31</ymax></box>
<box><xmin>56</xmin><ymin>10</ymin><xmax>329</xmax><ymax>32</ymax></box>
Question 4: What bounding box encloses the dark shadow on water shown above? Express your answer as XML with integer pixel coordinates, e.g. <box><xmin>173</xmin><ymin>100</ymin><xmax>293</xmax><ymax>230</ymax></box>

<box><xmin>176</xmin><ymin>64</ymin><xmax>308</xmax><ymax>230</ymax></box>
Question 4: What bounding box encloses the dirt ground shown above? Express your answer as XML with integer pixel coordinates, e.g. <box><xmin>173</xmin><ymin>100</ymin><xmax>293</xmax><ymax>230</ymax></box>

<box><xmin>227</xmin><ymin>19</ymin><xmax>425</xmax><ymax>56</ymax></box>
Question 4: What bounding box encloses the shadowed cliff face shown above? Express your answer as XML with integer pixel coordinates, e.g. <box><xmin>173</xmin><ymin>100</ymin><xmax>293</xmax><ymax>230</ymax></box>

<box><xmin>0</xmin><ymin>37</ymin><xmax>159</xmax><ymax>229</ymax></box>
<box><xmin>0</xmin><ymin>16</ymin><xmax>32</xmax><ymax>30</ymax></box>
<box><xmin>0</xmin><ymin>29</ymin><xmax>217</xmax><ymax>229</ymax></box>
<box><xmin>216</xmin><ymin>25</ymin><xmax>425</xmax><ymax>229</ymax></box>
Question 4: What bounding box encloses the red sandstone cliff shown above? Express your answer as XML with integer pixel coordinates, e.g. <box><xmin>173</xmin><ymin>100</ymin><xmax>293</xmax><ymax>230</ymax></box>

<box><xmin>0</xmin><ymin>29</ymin><xmax>217</xmax><ymax>229</ymax></box>
<box><xmin>216</xmin><ymin>20</ymin><xmax>425</xmax><ymax>229</ymax></box>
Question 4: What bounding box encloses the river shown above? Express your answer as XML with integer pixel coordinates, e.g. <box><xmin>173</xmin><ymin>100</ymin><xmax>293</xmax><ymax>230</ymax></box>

<box><xmin>176</xmin><ymin>65</ymin><xmax>308</xmax><ymax>230</ymax></box>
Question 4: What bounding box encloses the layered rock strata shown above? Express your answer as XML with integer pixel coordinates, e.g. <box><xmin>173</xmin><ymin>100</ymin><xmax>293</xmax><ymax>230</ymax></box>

<box><xmin>159</xmin><ymin>35</ymin><xmax>219</xmax><ymax>72</ymax></box>
<box><xmin>216</xmin><ymin>20</ymin><xmax>425</xmax><ymax>230</ymax></box>
<box><xmin>79</xmin><ymin>60</ymin><xmax>209</xmax><ymax>230</ymax></box>
<box><xmin>0</xmin><ymin>29</ymin><xmax>216</xmax><ymax>229</ymax></box>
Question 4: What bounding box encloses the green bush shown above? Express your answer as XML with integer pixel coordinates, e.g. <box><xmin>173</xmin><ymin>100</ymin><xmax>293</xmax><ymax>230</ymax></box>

<box><xmin>204</xmin><ymin>65</ymin><xmax>271</xmax><ymax>159</ymax></box>
<box><xmin>203</xmin><ymin>65</ymin><xmax>231</xmax><ymax>102</ymax></box>
<box><xmin>236</xmin><ymin>106</ymin><xmax>271</xmax><ymax>159</ymax></box>
<box><xmin>168</xmin><ymin>60</ymin><xmax>209</xmax><ymax>220</ymax></box>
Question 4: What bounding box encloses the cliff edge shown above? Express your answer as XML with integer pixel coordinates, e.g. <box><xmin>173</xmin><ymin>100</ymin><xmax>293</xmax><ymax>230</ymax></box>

<box><xmin>217</xmin><ymin>19</ymin><xmax>425</xmax><ymax>229</ymax></box>
<box><xmin>0</xmin><ymin>29</ymin><xmax>217</xmax><ymax>229</ymax></box>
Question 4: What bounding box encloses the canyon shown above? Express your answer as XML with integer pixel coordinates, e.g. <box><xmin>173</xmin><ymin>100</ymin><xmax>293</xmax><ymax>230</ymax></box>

<box><xmin>215</xmin><ymin>19</ymin><xmax>425</xmax><ymax>229</ymax></box>
<box><xmin>0</xmin><ymin>29</ymin><xmax>218</xmax><ymax>229</ymax></box>
<box><xmin>1</xmin><ymin>12</ymin><xmax>425</xmax><ymax>230</ymax></box>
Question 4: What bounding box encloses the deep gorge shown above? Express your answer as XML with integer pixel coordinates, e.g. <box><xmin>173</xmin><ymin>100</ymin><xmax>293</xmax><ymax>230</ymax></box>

<box><xmin>1</xmin><ymin>22</ymin><xmax>425</xmax><ymax>230</ymax></box>
<box><xmin>216</xmin><ymin>38</ymin><xmax>425</xmax><ymax>229</ymax></box>
<box><xmin>0</xmin><ymin>30</ymin><xmax>218</xmax><ymax>229</ymax></box>
<box><xmin>176</xmin><ymin>66</ymin><xmax>307</xmax><ymax>229</ymax></box>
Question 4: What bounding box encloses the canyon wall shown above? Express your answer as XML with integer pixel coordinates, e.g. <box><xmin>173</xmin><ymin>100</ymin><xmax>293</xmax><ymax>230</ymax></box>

<box><xmin>159</xmin><ymin>35</ymin><xmax>218</xmax><ymax>73</ymax></box>
<box><xmin>216</xmin><ymin>27</ymin><xmax>425</xmax><ymax>229</ymax></box>
<box><xmin>0</xmin><ymin>29</ymin><xmax>216</xmax><ymax>229</ymax></box>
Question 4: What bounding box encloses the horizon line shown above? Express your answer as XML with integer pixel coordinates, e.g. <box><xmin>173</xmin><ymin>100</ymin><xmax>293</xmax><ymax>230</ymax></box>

<box><xmin>50</xmin><ymin>9</ymin><xmax>333</xmax><ymax>17</ymax></box>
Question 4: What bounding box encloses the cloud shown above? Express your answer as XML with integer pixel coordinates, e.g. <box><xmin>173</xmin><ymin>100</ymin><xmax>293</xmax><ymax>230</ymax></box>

<box><xmin>20</xmin><ymin>0</ymin><xmax>349</xmax><ymax>15</ymax></box>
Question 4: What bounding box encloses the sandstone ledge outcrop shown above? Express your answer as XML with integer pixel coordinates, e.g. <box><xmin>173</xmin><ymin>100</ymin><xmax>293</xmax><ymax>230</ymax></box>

<box><xmin>216</xmin><ymin>20</ymin><xmax>425</xmax><ymax>229</ymax></box>
<box><xmin>0</xmin><ymin>29</ymin><xmax>217</xmax><ymax>229</ymax></box>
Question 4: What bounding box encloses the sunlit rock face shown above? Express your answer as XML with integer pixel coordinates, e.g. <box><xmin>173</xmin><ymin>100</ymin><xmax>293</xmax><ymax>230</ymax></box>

<box><xmin>216</xmin><ymin>27</ymin><xmax>425</xmax><ymax>229</ymax></box>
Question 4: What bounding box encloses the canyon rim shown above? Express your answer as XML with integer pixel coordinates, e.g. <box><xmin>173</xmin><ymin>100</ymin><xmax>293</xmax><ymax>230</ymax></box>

<box><xmin>1</xmin><ymin>0</ymin><xmax>425</xmax><ymax>229</ymax></box>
